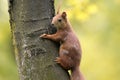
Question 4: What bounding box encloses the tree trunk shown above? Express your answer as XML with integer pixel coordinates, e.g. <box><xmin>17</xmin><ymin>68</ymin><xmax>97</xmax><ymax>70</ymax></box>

<box><xmin>8</xmin><ymin>0</ymin><xmax>69</xmax><ymax>80</ymax></box>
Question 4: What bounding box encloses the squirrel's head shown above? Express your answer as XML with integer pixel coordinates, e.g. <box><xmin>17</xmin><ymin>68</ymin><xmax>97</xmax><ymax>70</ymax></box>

<box><xmin>51</xmin><ymin>12</ymin><xmax>67</xmax><ymax>29</ymax></box>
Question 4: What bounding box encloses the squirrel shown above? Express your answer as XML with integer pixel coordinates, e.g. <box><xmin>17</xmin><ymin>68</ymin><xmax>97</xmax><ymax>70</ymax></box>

<box><xmin>40</xmin><ymin>11</ymin><xmax>85</xmax><ymax>80</ymax></box>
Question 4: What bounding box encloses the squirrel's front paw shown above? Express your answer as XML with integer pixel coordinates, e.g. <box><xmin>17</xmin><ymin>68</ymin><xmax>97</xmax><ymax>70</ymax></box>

<box><xmin>40</xmin><ymin>34</ymin><xmax>47</xmax><ymax>38</ymax></box>
<box><xmin>54</xmin><ymin>57</ymin><xmax>61</xmax><ymax>64</ymax></box>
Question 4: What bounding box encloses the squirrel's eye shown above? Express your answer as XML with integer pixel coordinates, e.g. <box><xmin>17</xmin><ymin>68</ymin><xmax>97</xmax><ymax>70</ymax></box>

<box><xmin>58</xmin><ymin>19</ymin><xmax>62</xmax><ymax>22</ymax></box>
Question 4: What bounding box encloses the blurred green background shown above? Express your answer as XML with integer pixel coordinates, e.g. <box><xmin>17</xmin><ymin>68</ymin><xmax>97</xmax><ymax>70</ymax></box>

<box><xmin>0</xmin><ymin>0</ymin><xmax>120</xmax><ymax>80</ymax></box>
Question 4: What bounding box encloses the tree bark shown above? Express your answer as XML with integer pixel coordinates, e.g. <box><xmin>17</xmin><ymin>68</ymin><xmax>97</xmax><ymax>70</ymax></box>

<box><xmin>8</xmin><ymin>0</ymin><xmax>69</xmax><ymax>80</ymax></box>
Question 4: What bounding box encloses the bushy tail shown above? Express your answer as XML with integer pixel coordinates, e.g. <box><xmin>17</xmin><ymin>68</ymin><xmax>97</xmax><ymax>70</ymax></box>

<box><xmin>71</xmin><ymin>67</ymin><xmax>85</xmax><ymax>80</ymax></box>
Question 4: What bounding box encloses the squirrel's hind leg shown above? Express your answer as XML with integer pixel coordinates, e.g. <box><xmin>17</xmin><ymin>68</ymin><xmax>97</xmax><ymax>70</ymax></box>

<box><xmin>55</xmin><ymin>55</ymin><xmax>74</xmax><ymax>70</ymax></box>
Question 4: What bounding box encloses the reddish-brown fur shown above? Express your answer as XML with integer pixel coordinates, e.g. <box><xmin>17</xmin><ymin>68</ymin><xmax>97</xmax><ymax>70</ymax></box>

<box><xmin>40</xmin><ymin>11</ymin><xmax>84</xmax><ymax>80</ymax></box>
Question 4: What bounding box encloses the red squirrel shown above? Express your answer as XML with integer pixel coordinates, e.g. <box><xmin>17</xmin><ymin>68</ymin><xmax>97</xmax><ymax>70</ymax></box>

<box><xmin>40</xmin><ymin>11</ymin><xmax>84</xmax><ymax>80</ymax></box>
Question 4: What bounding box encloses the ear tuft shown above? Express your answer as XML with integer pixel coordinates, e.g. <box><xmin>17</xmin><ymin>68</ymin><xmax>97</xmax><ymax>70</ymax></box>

<box><xmin>62</xmin><ymin>12</ymin><xmax>67</xmax><ymax>19</ymax></box>
<box><xmin>57</xmin><ymin>11</ymin><xmax>59</xmax><ymax>14</ymax></box>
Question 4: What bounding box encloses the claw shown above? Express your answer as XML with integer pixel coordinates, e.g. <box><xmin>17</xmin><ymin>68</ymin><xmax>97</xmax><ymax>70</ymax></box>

<box><xmin>54</xmin><ymin>60</ymin><xmax>60</xmax><ymax>63</ymax></box>
<box><xmin>40</xmin><ymin>34</ymin><xmax>47</xmax><ymax>38</ymax></box>
<box><xmin>54</xmin><ymin>57</ymin><xmax>61</xmax><ymax>63</ymax></box>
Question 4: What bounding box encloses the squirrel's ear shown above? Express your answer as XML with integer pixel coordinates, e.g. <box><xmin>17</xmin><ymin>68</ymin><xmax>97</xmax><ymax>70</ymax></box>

<box><xmin>57</xmin><ymin>11</ymin><xmax>59</xmax><ymax>14</ymax></box>
<box><xmin>62</xmin><ymin>12</ymin><xmax>67</xmax><ymax>19</ymax></box>
<box><xmin>57</xmin><ymin>10</ymin><xmax>59</xmax><ymax>14</ymax></box>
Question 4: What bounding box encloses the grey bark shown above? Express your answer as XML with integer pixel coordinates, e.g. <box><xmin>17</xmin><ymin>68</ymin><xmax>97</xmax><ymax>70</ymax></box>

<box><xmin>8</xmin><ymin>0</ymin><xmax>69</xmax><ymax>80</ymax></box>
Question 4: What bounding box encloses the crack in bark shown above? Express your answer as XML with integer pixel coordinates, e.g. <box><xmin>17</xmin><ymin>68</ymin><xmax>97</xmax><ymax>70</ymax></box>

<box><xmin>20</xmin><ymin>17</ymin><xmax>52</xmax><ymax>22</ymax></box>
<box><xmin>26</xmin><ymin>28</ymin><xmax>48</xmax><ymax>37</ymax></box>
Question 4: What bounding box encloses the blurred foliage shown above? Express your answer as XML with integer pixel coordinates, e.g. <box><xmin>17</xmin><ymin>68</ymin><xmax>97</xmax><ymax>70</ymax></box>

<box><xmin>0</xmin><ymin>0</ymin><xmax>19</xmax><ymax>80</ymax></box>
<box><xmin>0</xmin><ymin>0</ymin><xmax>120</xmax><ymax>80</ymax></box>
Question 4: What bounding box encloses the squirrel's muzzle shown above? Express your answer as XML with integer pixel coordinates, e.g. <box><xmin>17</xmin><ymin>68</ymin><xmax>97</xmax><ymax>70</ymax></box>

<box><xmin>51</xmin><ymin>23</ymin><xmax>54</xmax><ymax>26</ymax></box>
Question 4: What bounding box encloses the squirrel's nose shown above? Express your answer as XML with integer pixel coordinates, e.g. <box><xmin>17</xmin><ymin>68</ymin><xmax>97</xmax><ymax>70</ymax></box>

<box><xmin>51</xmin><ymin>23</ymin><xmax>54</xmax><ymax>26</ymax></box>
